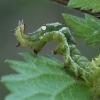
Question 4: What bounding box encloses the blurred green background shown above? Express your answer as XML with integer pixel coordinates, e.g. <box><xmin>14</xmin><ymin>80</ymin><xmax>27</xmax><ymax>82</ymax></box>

<box><xmin>0</xmin><ymin>0</ymin><xmax>100</xmax><ymax>100</ymax></box>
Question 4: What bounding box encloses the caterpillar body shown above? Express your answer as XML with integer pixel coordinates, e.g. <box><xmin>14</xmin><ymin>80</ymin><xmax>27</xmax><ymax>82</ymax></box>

<box><xmin>13</xmin><ymin>20</ymin><xmax>100</xmax><ymax>88</ymax></box>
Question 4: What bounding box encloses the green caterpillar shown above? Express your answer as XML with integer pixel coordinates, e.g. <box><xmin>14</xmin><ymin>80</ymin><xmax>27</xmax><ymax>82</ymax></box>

<box><xmin>12</xmin><ymin>20</ymin><xmax>100</xmax><ymax>89</ymax></box>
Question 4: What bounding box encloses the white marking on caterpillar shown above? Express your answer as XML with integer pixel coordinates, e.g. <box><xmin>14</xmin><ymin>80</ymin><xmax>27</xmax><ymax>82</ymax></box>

<box><xmin>41</xmin><ymin>26</ymin><xmax>46</xmax><ymax>30</ymax></box>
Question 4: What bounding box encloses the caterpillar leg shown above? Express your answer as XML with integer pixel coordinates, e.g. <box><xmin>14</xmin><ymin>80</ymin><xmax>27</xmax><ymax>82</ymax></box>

<box><xmin>34</xmin><ymin>50</ymin><xmax>38</xmax><ymax>55</ymax></box>
<box><xmin>52</xmin><ymin>50</ymin><xmax>57</xmax><ymax>55</ymax></box>
<box><xmin>16</xmin><ymin>41</ymin><xmax>21</xmax><ymax>47</ymax></box>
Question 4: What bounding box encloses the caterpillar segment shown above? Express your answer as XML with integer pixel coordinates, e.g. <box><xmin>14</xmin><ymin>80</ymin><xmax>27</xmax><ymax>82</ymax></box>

<box><xmin>13</xmin><ymin>20</ymin><xmax>100</xmax><ymax>86</ymax></box>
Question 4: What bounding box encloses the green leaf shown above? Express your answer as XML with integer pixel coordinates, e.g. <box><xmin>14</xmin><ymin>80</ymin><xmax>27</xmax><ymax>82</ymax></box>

<box><xmin>63</xmin><ymin>13</ymin><xmax>100</xmax><ymax>45</ymax></box>
<box><xmin>68</xmin><ymin>0</ymin><xmax>100</xmax><ymax>13</ymax></box>
<box><xmin>1</xmin><ymin>52</ymin><xmax>92</xmax><ymax>100</ymax></box>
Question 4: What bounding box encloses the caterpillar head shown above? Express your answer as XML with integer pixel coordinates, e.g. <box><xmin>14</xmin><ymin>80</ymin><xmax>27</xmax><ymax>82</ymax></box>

<box><xmin>11</xmin><ymin>20</ymin><xmax>47</xmax><ymax>54</ymax></box>
<box><xmin>14</xmin><ymin>20</ymin><xmax>25</xmax><ymax>47</ymax></box>
<box><xmin>10</xmin><ymin>20</ymin><xmax>27</xmax><ymax>47</ymax></box>
<box><xmin>11</xmin><ymin>20</ymin><xmax>32</xmax><ymax>49</ymax></box>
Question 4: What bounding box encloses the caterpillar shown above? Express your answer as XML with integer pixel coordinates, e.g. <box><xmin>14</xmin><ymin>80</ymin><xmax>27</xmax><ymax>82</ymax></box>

<box><xmin>12</xmin><ymin>20</ymin><xmax>100</xmax><ymax>88</ymax></box>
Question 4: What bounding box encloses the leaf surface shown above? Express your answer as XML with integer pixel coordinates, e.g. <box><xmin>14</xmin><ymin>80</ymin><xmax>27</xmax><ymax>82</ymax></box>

<box><xmin>68</xmin><ymin>0</ymin><xmax>100</xmax><ymax>13</ymax></box>
<box><xmin>1</xmin><ymin>52</ymin><xmax>91</xmax><ymax>100</ymax></box>
<box><xmin>63</xmin><ymin>13</ymin><xmax>100</xmax><ymax>45</ymax></box>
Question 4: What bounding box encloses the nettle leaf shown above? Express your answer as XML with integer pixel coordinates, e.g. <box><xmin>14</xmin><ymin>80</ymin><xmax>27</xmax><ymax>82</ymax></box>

<box><xmin>63</xmin><ymin>13</ymin><xmax>100</xmax><ymax>45</ymax></box>
<box><xmin>1</xmin><ymin>52</ymin><xmax>92</xmax><ymax>100</ymax></box>
<box><xmin>68</xmin><ymin>0</ymin><xmax>100</xmax><ymax>13</ymax></box>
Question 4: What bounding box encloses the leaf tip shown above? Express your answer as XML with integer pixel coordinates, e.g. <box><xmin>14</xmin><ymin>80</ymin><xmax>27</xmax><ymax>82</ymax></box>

<box><xmin>62</xmin><ymin>13</ymin><xmax>67</xmax><ymax>18</ymax></box>
<box><xmin>5</xmin><ymin>60</ymin><xmax>11</xmax><ymax>64</ymax></box>
<box><xmin>1</xmin><ymin>76</ymin><xmax>5</xmax><ymax>83</ymax></box>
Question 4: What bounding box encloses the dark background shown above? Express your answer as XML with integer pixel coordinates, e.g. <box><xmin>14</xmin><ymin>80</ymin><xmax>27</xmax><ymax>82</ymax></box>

<box><xmin>0</xmin><ymin>0</ymin><xmax>100</xmax><ymax>99</ymax></box>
